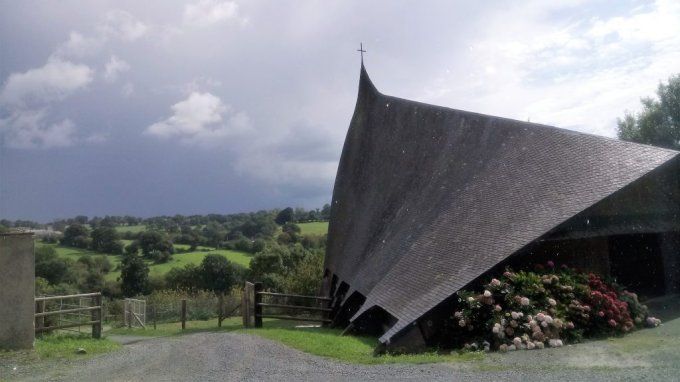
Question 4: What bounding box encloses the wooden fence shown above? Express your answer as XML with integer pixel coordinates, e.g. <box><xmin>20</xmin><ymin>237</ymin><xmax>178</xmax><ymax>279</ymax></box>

<box><xmin>35</xmin><ymin>292</ymin><xmax>102</xmax><ymax>338</ymax></box>
<box><xmin>245</xmin><ymin>282</ymin><xmax>333</xmax><ymax>328</ymax></box>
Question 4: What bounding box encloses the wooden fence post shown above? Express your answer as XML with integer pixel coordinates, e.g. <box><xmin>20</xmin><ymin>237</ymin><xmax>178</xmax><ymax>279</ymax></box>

<box><xmin>123</xmin><ymin>299</ymin><xmax>130</xmax><ymax>328</ymax></box>
<box><xmin>91</xmin><ymin>294</ymin><xmax>102</xmax><ymax>339</ymax></box>
<box><xmin>218</xmin><ymin>294</ymin><xmax>224</xmax><ymax>328</ymax></box>
<box><xmin>242</xmin><ymin>284</ymin><xmax>248</xmax><ymax>328</ymax></box>
<box><xmin>181</xmin><ymin>299</ymin><xmax>187</xmax><ymax>330</ymax></box>
<box><xmin>254</xmin><ymin>282</ymin><xmax>263</xmax><ymax>328</ymax></box>
<box><xmin>153</xmin><ymin>305</ymin><xmax>157</xmax><ymax>330</ymax></box>
<box><xmin>35</xmin><ymin>300</ymin><xmax>45</xmax><ymax>334</ymax></box>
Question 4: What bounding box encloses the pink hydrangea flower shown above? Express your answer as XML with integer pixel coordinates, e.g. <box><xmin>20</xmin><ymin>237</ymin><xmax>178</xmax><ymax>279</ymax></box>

<box><xmin>548</xmin><ymin>339</ymin><xmax>563</xmax><ymax>347</ymax></box>
<box><xmin>490</xmin><ymin>278</ymin><xmax>502</xmax><ymax>287</ymax></box>
<box><xmin>520</xmin><ymin>297</ymin><xmax>530</xmax><ymax>306</ymax></box>
<box><xmin>483</xmin><ymin>290</ymin><xmax>492</xmax><ymax>298</ymax></box>
<box><xmin>548</xmin><ymin>298</ymin><xmax>557</xmax><ymax>306</ymax></box>
<box><xmin>513</xmin><ymin>337</ymin><xmax>522</xmax><ymax>347</ymax></box>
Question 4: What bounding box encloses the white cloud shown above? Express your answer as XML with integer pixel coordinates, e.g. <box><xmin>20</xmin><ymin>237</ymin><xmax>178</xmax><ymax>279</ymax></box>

<box><xmin>183</xmin><ymin>0</ymin><xmax>240</xmax><ymax>27</ymax></box>
<box><xmin>84</xmin><ymin>132</ymin><xmax>109</xmax><ymax>144</ymax></box>
<box><xmin>99</xmin><ymin>10</ymin><xmax>148</xmax><ymax>41</ymax></box>
<box><xmin>426</xmin><ymin>0</ymin><xmax>680</xmax><ymax>138</ymax></box>
<box><xmin>103</xmin><ymin>55</ymin><xmax>130</xmax><ymax>82</ymax></box>
<box><xmin>53</xmin><ymin>31</ymin><xmax>104</xmax><ymax>59</ymax></box>
<box><xmin>0</xmin><ymin>58</ymin><xmax>94</xmax><ymax>105</ymax></box>
<box><xmin>52</xmin><ymin>10</ymin><xmax>148</xmax><ymax>60</ymax></box>
<box><xmin>146</xmin><ymin>92</ymin><xmax>251</xmax><ymax>145</ymax></box>
<box><xmin>0</xmin><ymin>109</ymin><xmax>76</xmax><ymax>149</ymax></box>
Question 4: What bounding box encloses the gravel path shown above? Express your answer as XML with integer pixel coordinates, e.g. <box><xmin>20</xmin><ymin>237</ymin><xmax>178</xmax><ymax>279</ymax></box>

<box><xmin>8</xmin><ymin>330</ymin><xmax>679</xmax><ymax>382</ymax></box>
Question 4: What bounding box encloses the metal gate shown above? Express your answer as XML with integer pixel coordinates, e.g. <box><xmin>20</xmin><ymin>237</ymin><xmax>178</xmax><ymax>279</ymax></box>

<box><xmin>124</xmin><ymin>298</ymin><xmax>146</xmax><ymax>328</ymax></box>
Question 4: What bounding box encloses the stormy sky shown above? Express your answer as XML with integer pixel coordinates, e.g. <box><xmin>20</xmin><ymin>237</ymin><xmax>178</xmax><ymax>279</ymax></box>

<box><xmin>1</xmin><ymin>0</ymin><xmax>679</xmax><ymax>222</ymax></box>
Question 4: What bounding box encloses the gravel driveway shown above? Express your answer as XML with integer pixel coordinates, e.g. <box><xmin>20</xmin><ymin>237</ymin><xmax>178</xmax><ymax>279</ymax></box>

<box><xmin>8</xmin><ymin>329</ymin><xmax>679</xmax><ymax>382</ymax></box>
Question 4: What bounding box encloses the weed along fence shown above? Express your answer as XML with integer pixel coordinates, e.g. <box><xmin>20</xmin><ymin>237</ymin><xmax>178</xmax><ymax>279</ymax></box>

<box><xmin>35</xmin><ymin>293</ymin><xmax>103</xmax><ymax>338</ymax></box>
<box><xmin>244</xmin><ymin>282</ymin><xmax>333</xmax><ymax>327</ymax></box>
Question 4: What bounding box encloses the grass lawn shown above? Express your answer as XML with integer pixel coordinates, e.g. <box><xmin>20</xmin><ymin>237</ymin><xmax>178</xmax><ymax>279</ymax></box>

<box><xmin>296</xmin><ymin>221</ymin><xmax>328</xmax><ymax>236</ymax></box>
<box><xmin>34</xmin><ymin>334</ymin><xmax>121</xmax><ymax>359</ymax></box>
<box><xmin>0</xmin><ymin>334</ymin><xmax>120</xmax><ymax>364</ymax></box>
<box><xmin>36</xmin><ymin>242</ymin><xmax>252</xmax><ymax>282</ymax></box>
<box><xmin>106</xmin><ymin>317</ymin><xmax>481</xmax><ymax>365</ymax></box>
<box><xmin>0</xmin><ymin>334</ymin><xmax>121</xmax><ymax>379</ymax></box>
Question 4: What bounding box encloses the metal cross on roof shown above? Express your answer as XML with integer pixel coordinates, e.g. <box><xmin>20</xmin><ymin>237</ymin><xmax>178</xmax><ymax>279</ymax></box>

<box><xmin>357</xmin><ymin>43</ymin><xmax>366</xmax><ymax>61</ymax></box>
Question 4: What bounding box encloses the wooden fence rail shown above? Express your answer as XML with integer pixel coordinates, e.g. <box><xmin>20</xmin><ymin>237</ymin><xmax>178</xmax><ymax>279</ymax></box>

<box><xmin>250</xmin><ymin>282</ymin><xmax>333</xmax><ymax>327</ymax></box>
<box><xmin>35</xmin><ymin>292</ymin><xmax>102</xmax><ymax>338</ymax></box>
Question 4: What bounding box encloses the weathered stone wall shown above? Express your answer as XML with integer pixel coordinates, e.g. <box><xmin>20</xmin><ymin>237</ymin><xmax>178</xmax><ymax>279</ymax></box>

<box><xmin>0</xmin><ymin>233</ymin><xmax>34</xmax><ymax>350</ymax></box>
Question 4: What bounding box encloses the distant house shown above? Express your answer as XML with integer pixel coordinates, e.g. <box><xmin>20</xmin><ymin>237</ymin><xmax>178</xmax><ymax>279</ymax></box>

<box><xmin>322</xmin><ymin>64</ymin><xmax>680</xmax><ymax>350</ymax></box>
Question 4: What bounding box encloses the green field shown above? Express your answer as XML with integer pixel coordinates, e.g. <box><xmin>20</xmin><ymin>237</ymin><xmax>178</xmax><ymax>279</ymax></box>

<box><xmin>147</xmin><ymin>249</ymin><xmax>253</xmax><ymax>278</ymax></box>
<box><xmin>296</xmin><ymin>221</ymin><xmax>328</xmax><ymax>236</ymax></box>
<box><xmin>113</xmin><ymin>224</ymin><xmax>147</xmax><ymax>234</ymax></box>
<box><xmin>36</xmin><ymin>242</ymin><xmax>253</xmax><ymax>282</ymax></box>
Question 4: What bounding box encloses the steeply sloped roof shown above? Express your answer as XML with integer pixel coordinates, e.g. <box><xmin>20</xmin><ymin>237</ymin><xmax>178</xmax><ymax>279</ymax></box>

<box><xmin>324</xmin><ymin>64</ymin><xmax>680</xmax><ymax>344</ymax></box>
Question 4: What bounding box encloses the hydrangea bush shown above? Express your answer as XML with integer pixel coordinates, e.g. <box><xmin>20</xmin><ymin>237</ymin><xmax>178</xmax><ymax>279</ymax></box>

<box><xmin>451</xmin><ymin>262</ymin><xmax>661</xmax><ymax>352</ymax></box>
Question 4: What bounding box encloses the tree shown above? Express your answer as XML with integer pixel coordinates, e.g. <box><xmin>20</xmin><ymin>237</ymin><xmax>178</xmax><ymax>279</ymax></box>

<box><xmin>275</xmin><ymin>207</ymin><xmax>294</xmax><ymax>225</ymax></box>
<box><xmin>282</xmin><ymin>222</ymin><xmax>301</xmax><ymax>234</ymax></box>
<box><xmin>320</xmin><ymin>204</ymin><xmax>331</xmax><ymax>220</ymax></box>
<box><xmin>137</xmin><ymin>231</ymin><xmax>174</xmax><ymax>261</ymax></box>
<box><xmin>35</xmin><ymin>246</ymin><xmax>73</xmax><ymax>284</ymax></box>
<box><xmin>279</xmin><ymin>251</ymin><xmax>324</xmax><ymax>295</ymax></box>
<box><xmin>90</xmin><ymin>226</ymin><xmax>124</xmax><ymax>254</ymax></box>
<box><xmin>61</xmin><ymin>223</ymin><xmax>90</xmax><ymax>248</ymax></box>
<box><xmin>199</xmin><ymin>255</ymin><xmax>237</xmax><ymax>294</ymax></box>
<box><xmin>617</xmin><ymin>74</ymin><xmax>680</xmax><ymax>150</ymax></box>
<box><xmin>74</xmin><ymin>215</ymin><xmax>88</xmax><ymax>225</ymax></box>
<box><xmin>125</xmin><ymin>241</ymin><xmax>140</xmax><ymax>256</ymax></box>
<box><xmin>165</xmin><ymin>264</ymin><xmax>201</xmax><ymax>292</ymax></box>
<box><xmin>120</xmin><ymin>252</ymin><xmax>149</xmax><ymax>297</ymax></box>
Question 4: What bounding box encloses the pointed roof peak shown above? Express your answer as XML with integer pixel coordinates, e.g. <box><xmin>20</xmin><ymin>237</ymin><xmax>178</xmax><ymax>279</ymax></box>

<box><xmin>359</xmin><ymin>61</ymin><xmax>379</xmax><ymax>96</ymax></box>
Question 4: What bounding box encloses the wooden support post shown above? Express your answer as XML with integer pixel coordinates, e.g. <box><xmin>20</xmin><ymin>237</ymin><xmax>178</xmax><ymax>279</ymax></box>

<box><xmin>254</xmin><ymin>282</ymin><xmax>263</xmax><ymax>328</ymax></box>
<box><xmin>153</xmin><ymin>305</ymin><xmax>157</xmax><ymax>330</ymax></box>
<box><xmin>91</xmin><ymin>294</ymin><xmax>102</xmax><ymax>339</ymax></box>
<box><xmin>35</xmin><ymin>300</ymin><xmax>46</xmax><ymax>334</ymax></box>
<box><xmin>218</xmin><ymin>294</ymin><xmax>224</xmax><ymax>328</ymax></box>
<box><xmin>242</xmin><ymin>284</ymin><xmax>248</xmax><ymax>328</ymax></box>
<box><xmin>181</xmin><ymin>299</ymin><xmax>187</xmax><ymax>330</ymax></box>
<box><xmin>124</xmin><ymin>299</ymin><xmax>131</xmax><ymax>328</ymax></box>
